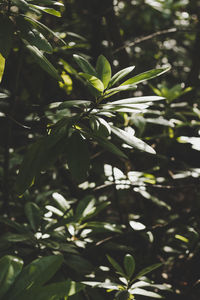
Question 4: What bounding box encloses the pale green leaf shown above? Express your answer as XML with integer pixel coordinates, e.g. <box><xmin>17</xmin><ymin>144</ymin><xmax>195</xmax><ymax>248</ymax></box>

<box><xmin>73</xmin><ymin>54</ymin><xmax>97</xmax><ymax>76</ymax></box>
<box><xmin>109</xmin><ymin>66</ymin><xmax>135</xmax><ymax>87</ymax></box>
<box><xmin>79</xmin><ymin>72</ymin><xmax>104</xmax><ymax>92</ymax></box>
<box><xmin>96</xmin><ymin>55</ymin><xmax>112</xmax><ymax>89</ymax></box>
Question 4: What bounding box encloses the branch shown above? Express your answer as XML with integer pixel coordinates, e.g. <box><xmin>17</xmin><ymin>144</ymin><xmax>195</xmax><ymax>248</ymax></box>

<box><xmin>113</xmin><ymin>27</ymin><xmax>179</xmax><ymax>54</ymax></box>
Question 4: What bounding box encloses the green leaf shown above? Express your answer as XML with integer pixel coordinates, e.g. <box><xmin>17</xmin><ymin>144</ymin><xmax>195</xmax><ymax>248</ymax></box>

<box><xmin>0</xmin><ymin>54</ymin><xmax>5</xmax><ymax>83</ymax></box>
<box><xmin>17</xmin><ymin>17</ymin><xmax>53</xmax><ymax>53</ymax></box>
<box><xmin>79</xmin><ymin>73</ymin><xmax>104</xmax><ymax>92</ymax></box>
<box><xmin>96</xmin><ymin>55</ymin><xmax>112</xmax><ymax>89</ymax></box>
<box><xmin>111</xmin><ymin>126</ymin><xmax>156</xmax><ymax>154</ymax></box>
<box><xmin>131</xmin><ymin>263</ymin><xmax>162</xmax><ymax>283</ymax></box>
<box><xmin>115</xmin><ymin>290</ymin><xmax>130</xmax><ymax>300</ymax></box>
<box><xmin>25</xmin><ymin>44</ymin><xmax>61</xmax><ymax>80</ymax></box>
<box><xmin>85</xmin><ymin>221</ymin><xmax>122</xmax><ymax>233</ymax></box>
<box><xmin>105</xmin><ymin>84</ymin><xmax>137</xmax><ymax>96</ymax></box>
<box><xmin>75</xmin><ymin>195</ymin><xmax>96</xmax><ymax>221</ymax></box>
<box><xmin>24</xmin><ymin>202</ymin><xmax>41</xmax><ymax>232</ymax></box>
<box><xmin>130</xmin><ymin>288</ymin><xmax>163</xmax><ymax>298</ymax></box>
<box><xmin>58</xmin><ymin>100</ymin><xmax>91</xmax><ymax>109</ymax></box>
<box><xmin>24</xmin><ymin>15</ymin><xmax>66</xmax><ymax>46</ymax></box>
<box><xmin>29</xmin><ymin>4</ymin><xmax>61</xmax><ymax>17</ymax></box>
<box><xmin>0</xmin><ymin>255</ymin><xmax>23</xmax><ymax>299</ymax></box>
<box><xmin>124</xmin><ymin>254</ymin><xmax>135</xmax><ymax>279</ymax></box>
<box><xmin>0</xmin><ymin>15</ymin><xmax>14</xmax><ymax>58</ymax></box>
<box><xmin>106</xmin><ymin>255</ymin><xmax>125</xmax><ymax>276</ymax></box>
<box><xmin>11</xmin><ymin>0</ymin><xmax>29</xmax><ymax>11</ymax></box>
<box><xmin>73</xmin><ymin>54</ymin><xmax>97</xmax><ymax>76</ymax></box>
<box><xmin>109</xmin><ymin>66</ymin><xmax>135</xmax><ymax>87</ymax></box>
<box><xmin>66</xmin><ymin>131</ymin><xmax>90</xmax><ymax>182</ymax></box>
<box><xmin>6</xmin><ymin>255</ymin><xmax>63</xmax><ymax>300</ymax></box>
<box><xmin>91</xmin><ymin>133</ymin><xmax>128</xmax><ymax>159</ymax></box>
<box><xmin>108</xmin><ymin>96</ymin><xmax>164</xmax><ymax>105</ymax></box>
<box><xmin>121</xmin><ymin>68</ymin><xmax>170</xmax><ymax>86</ymax></box>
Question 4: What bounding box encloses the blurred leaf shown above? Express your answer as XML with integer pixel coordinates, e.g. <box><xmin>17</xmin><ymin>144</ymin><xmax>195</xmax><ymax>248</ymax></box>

<box><xmin>24</xmin><ymin>202</ymin><xmax>41</xmax><ymax>232</ymax></box>
<box><xmin>130</xmin><ymin>288</ymin><xmax>163</xmax><ymax>298</ymax></box>
<box><xmin>108</xmin><ymin>96</ymin><xmax>164</xmax><ymax>105</ymax></box>
<box><xmin>0</xmin><ymin>15</ymin><xmax>14</xmax><ymax>58</ymax></box>
<box><xmin>66</xmin><ymin>131</ymin><xmax>90</xmax><ymax>182</ymax></box>
<box><xmin>58</xmin><ymin>100</ymin><xmax>91</xmax><ymax>109</ymax></box>
<box><xmin>0</xmin><ymin>54</ymin><xmax>5</xmax><ymax>83</ymax></box>
<box><xmin>111</xmin><ymin>126</ymin><xmax>156</xmax><ymax>154</ymax></box>
<box><xmin>115</xmin><ymin>290</ymin><xmax>130</xmax><ymax>300</ymax></box>
<box><xmin>109</xmin><ymin>66</ymin><xmax>135</xmax><ymax>87</ymax></box>
<box><xmin>96</xmin><ymin>55</ymin><xmax>111</xmax><ymax>89</ymax></box>
<box><xmin>124</xmin><ymin>254</ymin><xmax>135</xmax><ymax>279</ymax></box>
<box><xmin>75</xmin><ymin>195</ymin><xmax>96</xmax><ymax>221</ymax></box>
<box><xmin>0</xmin><ymin>255</ymin><xmax>23</xmax><ymax>299</ymax></box>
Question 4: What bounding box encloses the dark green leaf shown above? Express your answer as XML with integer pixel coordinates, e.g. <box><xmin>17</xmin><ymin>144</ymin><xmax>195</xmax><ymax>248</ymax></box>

<box><xmin>66</xmin><ymin>131</ymin><xmax>90</xmax><ymax>182</ymax></box>
<box><xmin>11</xmin><ymin>0</ymin><xmax>29</xmax><ymax>11</ymax></box>
<box><xmin>73</xmin><ymin>54</ymin><xmax>97</xmax><ymax>76</ymax></box>
<box><xmin>6</xmin><ymin>255</ymin><xmax>63</xmax><ymax>300</ymax></box>
<box><xmin>111</xmin><ymin>126</ymin><xmax>156</xmax><ymax>154</ymax></box>
<box><xmin>115</xmin><ymin>290</ymin><xmax>130</xmax><ymax>300</ymax></box>
<box><xmin>25</xmin><ymin>44</ymin><xmax>61</xmax><ymax>80</ymax></box>
<box><xmin>75</xmin><ymin>195</ymin><xmax>96</xmax><ymax>221</ymax></box>
<box><xmin>121</xmin><ymin>68</ymin><xmax>170</xmax><ymax>86</ymax></box>
<box><xmin>106</xmin><ymin>255</ymin><xmax>125</xmax><ymax>276</ymax></box>
<box><xmin>0</xmin><ymin>255</ymin><xmax>23</xmax><ymax>299</ymax></box>
<box><xmin>124</xmin><ymin>254</ymin><xmax>135</xmax><ymax>279</ymax></box>
<box><xmin>131</xmin><ymin>263</ymin><xmax>162</xmax><ymax>283</ymax></box>
<box><xmin>17</xmin><ymin>17</ymin><xmax>53</xmax><ymax>53</ymax></box>
<box><xmin>96</xmin><ymin>55</ymin><xmax>112</xmax><ymax>89</ymax></box>
<box><xmin>24</xmin><ymin>202</ymin><xmax>41</xmax><ymax>232</ymax></box>
<box><xmin>109</xmin><ymin>66</ymin><xmax>135</xmax><ymax>87</ymax></box>
<box><xmin>0</xmin><ymin>15</ymin><xmax>14</xmax><ymax>58</ymax></box>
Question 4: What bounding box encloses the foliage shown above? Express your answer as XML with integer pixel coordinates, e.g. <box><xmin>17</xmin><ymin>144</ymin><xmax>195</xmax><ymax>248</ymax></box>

<box><xmin>1</xmin><ymin>0</ymin><xmax>200</xmax><ymax>299</ymax></box>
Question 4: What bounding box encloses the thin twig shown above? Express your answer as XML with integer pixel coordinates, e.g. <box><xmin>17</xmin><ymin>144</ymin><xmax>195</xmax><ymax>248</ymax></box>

<box><xmin>114</xmin><ymin>27</ymin><xmax>178</xmax><ymax>53</ymax></box>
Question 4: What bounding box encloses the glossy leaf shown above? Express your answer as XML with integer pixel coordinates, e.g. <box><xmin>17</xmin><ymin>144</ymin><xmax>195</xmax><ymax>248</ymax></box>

<box><xmin>24</xmin><ymin>202</ymin><xmax>41</xmax><ymax>232</ymax></box>
<box><xmin>6</xmin><ymin>255</ymin><xmax>63</xmax><ymax>300</ymax></box>
<box><xmin>0</xmin><ymin>255</ymin><xmax>23</xmax><ymax>298</ymax></box>
<box><xmin>0</xmin><ymin>15</ymin><xmax>14</xmax><ymax>58</ymax></box>
<box><xmin>73</xmin><ymin>54</ymin><xmax>97</xmax><ymax>76</ymax></box>
<box><xmin>106</xmin><ymin>84</ymin><xmax>137</xmax><ymax>95</ymax></box>
<box><xmin>108</xmin><ymin>96</ymin><xmax>164</xmax><ymax>105</ymax></box>
<box><xmin>96</xmin><ymin>55</ymin><xmax>112</xmax><ymax>89</ymax></box>
<box><xmin>111</xmin><ymin>126</ymin><xmax>156</xmax><ymax>154</ymax></box>
<box><xmin>130</xmin><ymin>288</ymin><xmax>163</xmax><ymax>298</ymax></box>
<box><xmin>109</xmin><ymin>66</ymin><xmax>135</xmax><ymax>87</ymax></box>
<box><xmin>66</xmin><ymin>131</ymin><xmax>90</xmax><ymax>182</ymax></box>
<box><xmin>0</xmin><ymin>54</ymin><xmax>5</xmax><ymax>83</ymax></box>
<box><xmin>26</xmin><ymin>44</ymin><xmax>61</xmax><ymax>80</ymax></box>
<box><xmin>79</xmin><ymin>73</ymin><xmax>104</xmax><ymax>92</ymax></box>
<box><xmin>124</xmin><ymin>254</ymin><xmax>135</xmax><ymax>278</ymax></box>
<box><xmin>121</xmin><ymin>68</ymin><xmax>170</xmax><ymax>86</ymax></box>
<box><xmin>75</xmin><ymin>195</ymin><xmax>96</xmax><ymax>221</ymax></box>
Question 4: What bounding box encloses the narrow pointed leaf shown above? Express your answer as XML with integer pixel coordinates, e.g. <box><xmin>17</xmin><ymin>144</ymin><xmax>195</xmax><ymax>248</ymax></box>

<box><xmin>25</xmin><ymin>202</ymin><xmax>41</xmax><ymax>232</ymax></box>
<box><xmin>130</xmin><ymin>288</ymin><xmax>163</xmax><ymax>298</ymax></box>
<box><xmin>58</xmin><ymin>100</ymin><xmax>91</xmax><ymax>109</ymax></box>
<box><xmin>96</xmin><ymin>55</ymin><xmax>111</xmax><ymax>89</ymax></box>
<box><xmin>131</xmin><ymin>263</ymin><xmax>162</xmax><ymax>283</ymax></box>
<box><xmin>73</xmin><ymin>54</ymin><xmax>97</xmax><ymax>76</ymax></box>
<box><xmin>106</xmin><ymin>255</ymin><xmax>125</xmax><ymax>276</ymax></box>
<box><xmin>121</xmin><ymin>68</ymin><xmax>170</xmax><ymax>86</ymax></box>
<box><xmin>105</xmin><ymin>84</ymin><xmax>137</xmax><ymax>95</ymax></box>
<box><xmin>79</xmin><ymin>73</ymin><xmax>104</xmax><ymax>92</ymax></box>
<box><xmin>109</xmin><ymin>66</ymin><xmax>135</xmax><ymax>87</ymax></box>
<box><xmin>29</xmin><ymin>4</ymin><xmax>61</xmax><ymax>17</ymax></box>
<box><xmin>17</xmin><ymin>17</ymin><xmax>53</xmax><ymax>53</ymax></box>
<box><xmin>26</xmin><ymin>44</ymin><xmax>61</xmax><ymax>80</ymax></box>
<box><xmin>108</xmin><ymin>96</ymin><xmax>165</xmax><ymax>105</ymax></box>
<box><xmin>111</xmin><ymin>126</ymin><xmax>156</xmax><ymax>154</ymax></box>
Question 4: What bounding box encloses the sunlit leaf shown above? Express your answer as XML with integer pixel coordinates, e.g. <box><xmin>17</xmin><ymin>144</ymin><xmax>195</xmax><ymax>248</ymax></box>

<box><xmin>109</xmin><ymin>66</ymin><xmax>135</xmax><ymax>87</ymax></box>
<box><xmin>0</xmin><ymin>54</ymin><xmax>5</xmax><ymax>83</ymax></box>
<box><xmin>96</xmin><ymin>55</ymin><xmax>112</xmax><ymax>89</ymax></box>
<box><xmin>79</xmin><ymin>73</ymin><xmax>104</xmax><ymax>92</ymax></box>
<box><xmin>73</xmin><ymin>54</ymin><xmax>97</xmax><ymax>76</ymax></box>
